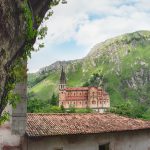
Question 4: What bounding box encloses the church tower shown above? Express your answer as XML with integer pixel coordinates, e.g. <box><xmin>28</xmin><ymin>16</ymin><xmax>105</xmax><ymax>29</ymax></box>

<box><xmin>59</xmin><ymin>66</ymin><xmax>66</xmax><ymax>90</ymax></box>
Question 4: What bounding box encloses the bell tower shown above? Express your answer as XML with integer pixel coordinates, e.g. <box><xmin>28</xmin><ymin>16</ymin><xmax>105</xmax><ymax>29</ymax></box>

<box><xmin>59</xmin><ymin>66</ymin><xmax>66</xmax><ymax>90</ymax></box>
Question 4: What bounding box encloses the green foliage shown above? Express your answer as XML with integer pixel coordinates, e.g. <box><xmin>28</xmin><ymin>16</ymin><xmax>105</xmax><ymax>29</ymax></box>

<box><xmin>66</xmin><ymin>106</ymin><xmax>93</xmax><ymax>113</ymax></box>
<box><xmin>29</xmin><ymin>71</ymin><xmax>60</xmax><ymax>100</ymax></box>
<box><xmin>67</xmin><ymin>105</ymin><xmax>76</xmax><ymax>113</ymax></box>
<box><xmin>60</xmin><ymin>105</ymin><xmax>65</xmax><ymax>113</ymax></box>
<box><xmin>0</xmin><ymin>0</ymin><xmax>61</xmax><ymax>122</ymax></box>
<box><xmin>27</xmin><ymin>97</ymin><xmax>92</xmax><ymax>114</ymax></box>
<box><xmin>28</xmin><ymin>73</ymin><xmax>48</xmax><ymax>88</ymax></box>
<box><xmin>27</xmin><ymin>98</ymin><xmax>60</xmax><ymax>113</ymax></box>
<box><xmin>1</xmin><ymin>58</ymin><xmax>26</xmax><ymax>125</ymax></box>
<box><xmin>50</xmin><ymin>93</ymin><xmax>58</xmax><ymax>106</ymax></box>
<box><xmin>83</xmin><ymin>73</ymin><xmax>108</xmax><ymax>88</ymax></box>
<box><xmin>21</xmin><ymin>0</ymin><xmax>37</xmax><ymax>42</ymax></box>
<box><xmin>0</xmin><ymin>0</ymin><xmax>36</xmax><ymax>123</ymax></box>
<box><xmin>110</xmin><ymin>100</ymin><xmax>148</xmax><ymax>119</ymax></box>
<box><xmin>142</xmin><ymin>108</ymin><xmax>150</xmax><ymax>120</ymax></box>
<box><xmin>45</xmin><ymin>106</ymin><xmax>62</xmax><ymax>113</ymax></box>
<box><xmin>85</xmin><ymin>107</ymin><xmax>93</xmax><ymax>113</ymax></box>
<box><xmin>0</xmin><ymin>112</ymin><xmax>10</xmax><ymax>125</ymax></box>
<box><xmin>27</xmin><ymin>98</ymin><xmax>45</xmax><ymax>113</ymax></box>
<box><xmin>8</xmin><ymin>92</ymin><xmax>20</xmax><ymax>108</ymax></box>
<box><xmin>27</xmin><ymin>31</ymin><xmax>150</xmax><ymax>119</ymax></box>
<box><xmin>76</xmin><ymin>107</ymin><xmax>93</xmax><ymax>113</ymax></box>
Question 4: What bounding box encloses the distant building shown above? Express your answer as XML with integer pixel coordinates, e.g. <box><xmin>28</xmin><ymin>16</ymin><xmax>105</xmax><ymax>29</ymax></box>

<box><xmin>59</xmin><ymin>67</ymin><xmax>110</xmax><ymax>112</ymax></box>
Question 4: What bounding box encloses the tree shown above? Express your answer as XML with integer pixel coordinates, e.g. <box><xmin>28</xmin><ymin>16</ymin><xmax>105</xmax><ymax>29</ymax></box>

<box><xmin>68</xmin><ymin>105</ymin><xmax>76</xmax><ymax>113</ymax></box>
<box><xmin>110</xmin><ymin>100</ymin><xmax>149</xmax><ymax>119</ymax></box>
<box><xmin>0</xmin><ymin>0</ymin><xmax>60</xmax><ymax>120</ymax></box>
<box><xmin>27</xmin><ymin>98</ymin><xmax>47</xmax><ymax>113</ymax></box>
<box><xmin>50</xmin><ymin>93</ymin><xmax>58</xmax><ymax>106</ymax></box>
<box><xmin>60</xmin><ymin>105</ymin><xmax>65</xmax><ymax>113</ymax></box>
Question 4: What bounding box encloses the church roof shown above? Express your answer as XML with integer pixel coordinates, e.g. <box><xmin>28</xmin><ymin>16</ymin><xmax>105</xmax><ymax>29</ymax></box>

<box><xmin>64</xmin><ymin>87</ymin><xmax>107</xmax><ymax>91</ymax></box>
<box><xmin>26</xmin><ymin>113</ymin><xmax>150</xmax><ymax>137</ymax></box>
<box><xmin>64</xmin><ymin>87</ymin><xmax>89</xmax><ymax>91</ymax></box>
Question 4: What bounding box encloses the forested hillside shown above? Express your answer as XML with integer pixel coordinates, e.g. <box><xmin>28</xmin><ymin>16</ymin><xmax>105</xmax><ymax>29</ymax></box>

<box><xmin>28</xmin><ymin>30</ymin><xmax>150</xmax><ymax>118</ymax></box>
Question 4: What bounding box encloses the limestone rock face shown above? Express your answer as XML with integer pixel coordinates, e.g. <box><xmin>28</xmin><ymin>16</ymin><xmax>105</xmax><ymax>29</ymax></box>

<box><xmin>28</xmin><ymin>31</ymin><xmax>150</xmax><ymax>105</ymax></box>
<box><xmin>0</xmin><ymin>0</ymin><xmax>51</xmax><ymax>115</ymax></box>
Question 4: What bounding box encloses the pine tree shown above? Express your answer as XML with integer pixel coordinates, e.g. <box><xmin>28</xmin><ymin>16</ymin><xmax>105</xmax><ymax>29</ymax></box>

<box><xmin>50</xmin><ymin>93</ymin><xmax>58</xmax><ymax>106</ymax></box>
<box><xmin>60</xmin><ymin>105</ymin><xmax>65</xmax><ymax>113</ymax></box>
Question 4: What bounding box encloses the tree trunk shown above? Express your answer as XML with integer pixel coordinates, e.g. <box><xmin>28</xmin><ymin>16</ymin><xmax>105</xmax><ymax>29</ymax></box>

<box><xmin>0</xmin><ymin>0</ymin><xmax>52</xmax><ymax>116</ymax></box>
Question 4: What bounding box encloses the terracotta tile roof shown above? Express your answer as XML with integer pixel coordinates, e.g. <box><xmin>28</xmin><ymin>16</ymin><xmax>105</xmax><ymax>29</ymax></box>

<box><xmin>64</xmin><ymin>87</ymin><xmax>107</xmax><ymax>92</ymax></box>
<box><xmin>26</xmin><ymin>113</ymin><xmax>150</xmax><ymax>137</ymax></box>
<box><xmin>64</xmin><ymin>87</ymin><xmax>89</xmax><ymax>91</ymax></box>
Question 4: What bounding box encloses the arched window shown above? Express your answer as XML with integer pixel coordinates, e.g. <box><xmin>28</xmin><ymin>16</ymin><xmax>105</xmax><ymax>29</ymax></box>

<box><xmin>92</xmin><ymin>101</ymin><xmax>96</xmax><ymax>104</ymax></box>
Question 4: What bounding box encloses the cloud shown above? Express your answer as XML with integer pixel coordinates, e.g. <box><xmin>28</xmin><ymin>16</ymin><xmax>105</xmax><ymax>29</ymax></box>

<box><xmin>43</xmin><ymin>0</ymin><xmax>150</xmax><ymax>47</ymax></box>
<box><xmin>28</xmin><ymin>0</ymin><xmax>150</xmax><ymax>72</ymax></box>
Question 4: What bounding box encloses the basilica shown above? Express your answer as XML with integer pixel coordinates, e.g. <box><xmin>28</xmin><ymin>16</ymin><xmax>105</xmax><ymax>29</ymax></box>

<box><xmin>59</xmin><ymin>67</ymin><xmax>110</xmax><ymax>112</ymax></box>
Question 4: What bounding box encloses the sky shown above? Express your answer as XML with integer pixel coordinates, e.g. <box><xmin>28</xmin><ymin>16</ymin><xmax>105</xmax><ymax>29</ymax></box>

<box><xmin>28</xmin><ymin>0</ymin><xmax>150</xmax><ymax>73</ymax></box>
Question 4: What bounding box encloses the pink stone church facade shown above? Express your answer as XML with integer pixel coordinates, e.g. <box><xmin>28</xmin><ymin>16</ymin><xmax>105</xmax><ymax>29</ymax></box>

<box><xmin>59</xmin><ymin>67</ymin><xmax>110</xmax><ymax>112</ymax></box>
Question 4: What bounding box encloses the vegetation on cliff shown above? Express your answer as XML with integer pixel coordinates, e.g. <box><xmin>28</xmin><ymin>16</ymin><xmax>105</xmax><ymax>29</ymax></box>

<box><xmin>28</xmin><ymin>31</ymin><xmax>150</xmax><ymax>119</ymax></box>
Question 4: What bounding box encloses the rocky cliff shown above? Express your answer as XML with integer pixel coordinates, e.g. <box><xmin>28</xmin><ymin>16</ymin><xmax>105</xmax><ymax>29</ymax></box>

<box><xmin>28</xmin><ymin>31</ymin><xmax>150</xmax><ymax>107</ymax></box>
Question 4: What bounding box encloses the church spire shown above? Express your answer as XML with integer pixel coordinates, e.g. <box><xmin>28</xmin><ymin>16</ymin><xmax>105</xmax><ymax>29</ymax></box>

<box><xmin>59</xmin><ymin>66</ymin><xmax>66</xmax><ymax>90</ymax></box>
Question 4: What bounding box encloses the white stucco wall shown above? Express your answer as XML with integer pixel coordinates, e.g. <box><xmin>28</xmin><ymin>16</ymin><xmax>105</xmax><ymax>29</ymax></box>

<box><xmin>0</xmin><ymin>124</ymin><xmax>21</xmax><ymax>149</ymax></box>
<box><xmin>0</xmin><ymin>80</ymin><xmax>27</xmax><ymax>150</ymax></box>
<box><xmin>0</xmin><ymin>104</ymin><xmax>20</xmax><ymax>149</ymax></box>
<box><xmin>27</xmin><ymin>130</ymin><xmax>150</xmax><ymax>150</ymax></box>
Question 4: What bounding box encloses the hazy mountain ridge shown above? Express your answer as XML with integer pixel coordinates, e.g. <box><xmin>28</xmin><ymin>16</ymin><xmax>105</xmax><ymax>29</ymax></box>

<box><xmin>28</xmin><ymin>30</ymin><xmax>150</xmax><ymax>107</ymax></box>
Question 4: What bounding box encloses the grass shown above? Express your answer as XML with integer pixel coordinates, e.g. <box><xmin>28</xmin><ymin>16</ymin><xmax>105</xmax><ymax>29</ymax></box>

<box><xmin>28</xmin><ymin>31</ymin><xmax>150</xmax><ymax>118</ymax></box>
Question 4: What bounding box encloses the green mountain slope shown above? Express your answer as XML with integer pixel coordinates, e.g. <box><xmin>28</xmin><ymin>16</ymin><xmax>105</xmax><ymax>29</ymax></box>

<box><xmin>28</xmin><ymin>30</ymin><xmax>150</xmax><ymax>109</ymax></box>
